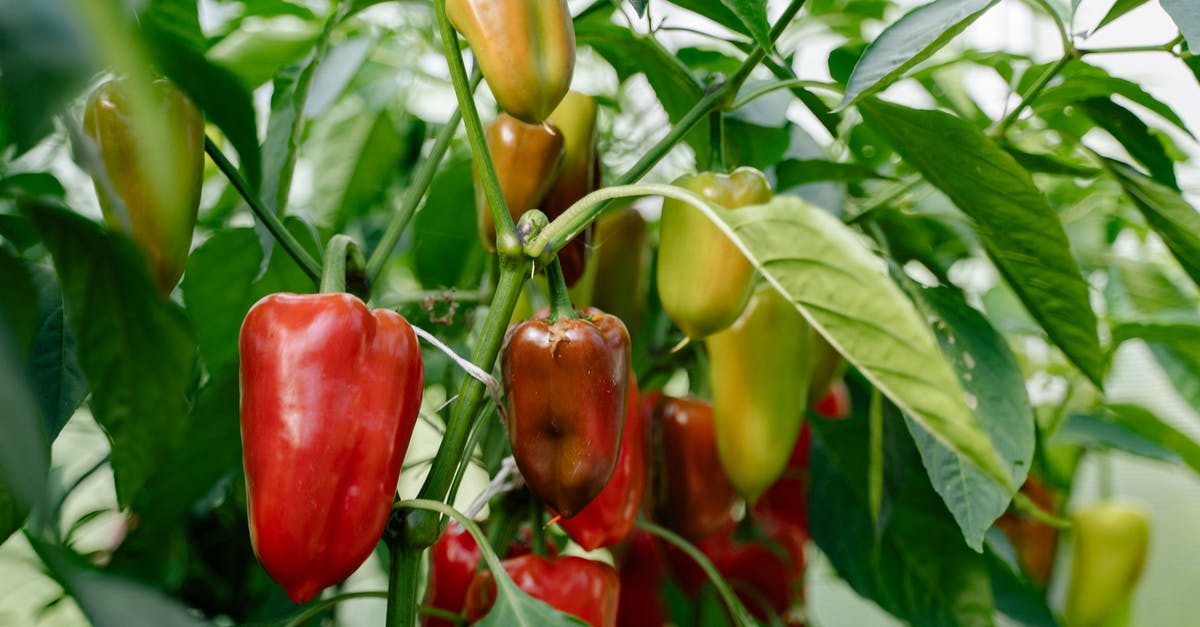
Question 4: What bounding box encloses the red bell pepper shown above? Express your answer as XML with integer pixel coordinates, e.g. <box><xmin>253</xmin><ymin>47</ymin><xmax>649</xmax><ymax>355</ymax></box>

<box><xmin>464</xmin><ymin>554</ymin><xmax>620</xmax><ymax>627</ymax></box>
<box><xmin>649</xmin><ymin>396</ymin><xmax>736</xmax><ymax>543</ymax></box>
<box><xmin>501</xmin><ymin>308</ymin><xmax>631</xmax><ymax>518</ymax></box>
<box><xmin>559</xmin><ymin>375</ymin><xmax>646</xmax><ymax>550</ymax></box>
<box><xmin>813</xmin><ymin>378</ymin><xmax>852</xmax><ymax>420</ymax></box>
<box><xmin>240</xmin><ymin>293</ymin><xmax>423</xmax><ymax>603</ymax></box>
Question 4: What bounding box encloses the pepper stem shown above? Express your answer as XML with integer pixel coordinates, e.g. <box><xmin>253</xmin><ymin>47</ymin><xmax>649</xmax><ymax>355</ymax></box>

<box><xmin>545</xmin><ymin>257</ymin><xmax>574</xmax><ymax>322</ymax></box>
<box><xmin>528</xmin><ymin>493</ymin><xmax>548</xmax><ymax>556</ymax></box>
<box><xmin>320</xmin><ymin>234</ymin><xmax>367</xmax><ymax>296</ymax></box>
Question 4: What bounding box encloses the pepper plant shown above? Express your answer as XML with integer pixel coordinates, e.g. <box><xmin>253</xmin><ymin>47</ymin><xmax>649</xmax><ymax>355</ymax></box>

<box><xmin>2</xmin><ymin>0</ymin><xmax>1200</xmax><ymax>626</ymax></box>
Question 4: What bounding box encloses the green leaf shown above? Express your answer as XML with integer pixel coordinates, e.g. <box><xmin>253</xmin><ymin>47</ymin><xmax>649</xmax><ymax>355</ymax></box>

<box><xmin>0</xmin><ymin>249</ymin><xmax>38</xmax><ymax>355</ymax></box>
<box><xmin>720</xmin><ymin>0</ymin><xmax>771</xmax><ymax>50</ymax></box>
<box><xmin>0</xmin><ymin>0</ymin><xmax>95</xmax><ymax>154</ymax></box>
<box><xmin>1162</xmin><ymin>0</ymin><xmax>1200</xmax><ymax>49</ymax></box>
<box><xmin>903</xmin><ymin>286</ymin><xmax>1033</xmax><ymax>551</ymax></box>
<box><xmin>1002</xmin><ymin>146</ymin><xmax>1100</xmax><ymax>178</ymax></box>
<box><xmin>1078</xmin><ymin>99</ymin><xmax>1177</xmax><ymax>189</ymax></box>
<box><xmin>0</xmin><ymin>289</ymin><xmax>48</xmax><ymax>543</ymax></box>
<box><xmin>859</xmin><ymin>98</ymin><xmax>1104</xmax><ymax>387</ymax></box>
<box><xmin>838</xmin><ymin>0</ymin><xmax>999</xmax><ymax>108</ymax></box>
<box><xmin>723</xmin><ymin>119</ymin><xmax>791</xmax><ymax>171</ymax></box>
<box><xmin>985</xmin><ymin>535</ymin><xmax>1059</xmax><ymax>627</ymax></box>
<box><xmin>1148</xmin><ymin>341</ymin><xmax>1200</xmax><ymax>414</ymax></box>
<box><xmin>628</xmin><ymin>0</ymin><xmax>648</xmax><ymax>16</ymax></box>
<box><xmin>699</xmin><ymin>194</ymin><xmax>1012</xmax><ymax>490</ymax></box>
<box><xmin>1054</xmin><ymin>413</ymin><xmax>1180</xmax><ymax>464</ymax></box>
<box><xmin>308</xmin><ymin>102</ymin><xmax>424</xmax><ymax>230</ymax></box>
<box><xmin>1034</xmin><ymin>61</ymin><xmax>1193</xmax><ymax>139</ymax></box>
<box><xmin>413</xmin><ymin>156</ymin><xmax>486</xmax><ymax>289</ymax></box>
<box><xmin>776</xmin><ymin>158</ymin><xmax>890</xmax><ymax>187</ymax></box>
<box><xmin>34</xmin><ymin>540</ymin><xmax>209</xmax><ymax>627</ymax></box>
<box><xmin>1095</xmin><ymin>404</ymin><xmax>1200</xmax><ymax>477</ymax></box>
<box><xmin>809</xmin><ymin>410</ymin><xmax>996</xmax><ymax>627</ymax></box>
<box><xmin>24</xmin><ymin>201</ymin><xmax>197</xmax><ymax>508</ymax></box>
<box><xmin>575</xmin><ymin>12</ymin><xmax>709</xmax><ymax>163</ymax></box>
<box><xmin>144</xmin><ymin>0</ymin><xmax>263</xmax><ymax>189</ymax></box>
<box><xmin>208</xmin><ymin>15</ymin><xmax>323</xmax><ymax>88</ymax></box>
<box><xmin>1093</xmin><ymin>0</ymin><xmax>1150</xmax><ymax>34</ymax></box>
<box><xmin>29</xmin><ymin>265</ymin><xmax>87</xmax><ymax>440</ymax></box>
<box><xmin>1103</xmin><ymin>159</ymin><xmax>1200</xmax><ymax>290</ymax></box>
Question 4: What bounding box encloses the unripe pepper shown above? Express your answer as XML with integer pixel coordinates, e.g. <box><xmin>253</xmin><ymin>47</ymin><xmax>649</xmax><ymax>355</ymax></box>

<box><xmin>1064</xmin><ymin>502</ymin><xmax>1150</xmax><ymax>627</ymax></box>
<box><xmin>446</xmin><ymin>0</ymin><xmax>575</xmax><ymax>124</ymax></box>
<box><xmin>559</xmin><ymin>375</ymin><xmax>646</xmax><ymax>551</ymax></box>
<box><xmin>542</xmin><ymin>91</ymin><xmax>600</xmax><ymax>285</ymax></box>
<box><xmin>706</xmin><ymin>286</ymin><xmax>813</xmax><ymax>502</ymax></box>
<box><xmin>650</xmin><ymin>396</ymin><xmax>737</xmax><ymax>543</ymax></box>
<box><xmin>84</xmin><ymin>78</ymin><xmax>204</xmax><ymax>294</ymax></box>
<box><xmin>591</xmin><ymin>207</ymin><xmax>648</xmax><ymax>338</ymax></box>
<box><xmin>239</xmin><ymin>293</ymin><xmax>423</xmax><ymax>603</ymax></box>
<box><xmin>501</xmin><ymin>307</ymin><xmax>630</xmax><ymax>517</ymax></box>
<box><xmin>476</xmin><ymin>114</ymin><xmax>564</xmax><ymax>253</ymax></box>
<box><xmin>656</xmin><ymin>167</ymin><xmax>771</xmax><ymax>339</ymax></box>
<box><xmin>464</xmin><ymin>554</ymin><xmax>620</xmax><ymax>626</ymax></box>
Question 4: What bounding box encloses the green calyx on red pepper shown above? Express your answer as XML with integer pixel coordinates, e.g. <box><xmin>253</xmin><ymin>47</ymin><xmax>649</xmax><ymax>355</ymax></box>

<box><xmin>706</xmin><ymin>285</ymin><xmax>814</xmax><ymax>502</ymax></box>
<box><xmin>84</xmin><ymin>77</ymin><xmax>205</xmax><ymax>295</ymax></box>
<box><xmin>446</xmin><ymin>0</ymin><xmax>575</xmax><ymax>124</ymax></box>
<box><xmin>476</xmin><ymin>114</ymin><xmax>564</xmax><ymax>254</ymax></box>
<box><xmin>501</xmin><ymin>304</ymin><xmax>631</xmax><ymax>518</ymax></box>
<box><xmin>656</xmin><ymin>167</ymin><xmax>772</xmax><ymax>340</ymax></box>
<box><xmin>239</xmin><ymin>237</ymin><xmax>424</xmax><ymax>603</ymax></box>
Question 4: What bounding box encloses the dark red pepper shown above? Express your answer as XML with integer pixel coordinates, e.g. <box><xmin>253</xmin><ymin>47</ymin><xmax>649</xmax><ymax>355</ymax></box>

<box><xmin>753</xmin><ymin>422</ymin><xmax>812</xmax><ymax>534</ymax></box>
<box><xmin>424</xmin><ymin>523</ymin><xmax>482</xmax><ymax>627</ymax></box>
<box><xmin>464</xmin><ymin>554</ymin><xmax>620</xmax><ymax>627</ymax></box>
<box><xmin>649</xmin><ymin>396</ymin><xmax>736</xmax><ymax>543</ymax></box>
<box><xmin>559</xmin><ymin>374</ymin><xmax>646</xmax><ymax>550</ymax></box>
<box><xmin>813</xmin><ymin>379</ymin><xmax>852</xmax><ymax>420</ymax></box>
<box><xmin>501</xmin><ymin>308</ymin><xmax>631</xmax><ymax>517</ymax></box>
<box><xmin>240</xmin><ymin>293</ymin><xmax>424</xmax><ymax>603</ymax></box>
<box><xmin>615</xmin><ymin>529</ymin><xmax>670</xmax><ymax>627</ymax></box>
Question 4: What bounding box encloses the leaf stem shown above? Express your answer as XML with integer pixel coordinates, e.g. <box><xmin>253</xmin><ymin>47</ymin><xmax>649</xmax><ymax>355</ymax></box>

<box><xmin>1029</xmin><ymin>0</ymin><xmax>1071</xmax><ymax>52</ymax></box>
<box><xmin>729</xmin><ymin>78</ymin><xmax>843</xmax><ymax>111</ymax></box>
<box><xmin>993</xmin><ymin>54</ymin><xmax>1073</xmax><ymax>138</ymax></box>
<box><xmin>204</xmin><ymin>136</ymin><xmax>321</xmax><ymax>283</ymax></box>
<box><xmin>433</xmin><ymin>0</ymin><xmax>517</xmax><ymax>244</ymax></box>
<box><xmin>319</xmin><ymin>234</ymin><xmax>366</xmax><ymax>296</ymax></box>
<box><xmin>1078</xmin><ymin>41</ymin><xmax>1180</xmax><ymax>56</ymax></box>
<box><xmin>1011</xmin><ymin>491</ymin><xmax>1073</xmax><ymax>529</ymax></box>
<box><xmin>635</xmin><ymin>520</ymin><xmax>757</xmax><ymax>625</ymax></box>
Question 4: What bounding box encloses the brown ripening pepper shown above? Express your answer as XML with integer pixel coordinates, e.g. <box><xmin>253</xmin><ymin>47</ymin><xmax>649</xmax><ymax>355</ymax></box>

<box><xmin>501</xmin><ymin>307</ymin><xmax>631</xmax><ymax>518</ymax></box>
<box><xmin>650</xmin><ymin>396</ymin><xmax>737</xmax><ymax>543</ymax></box>
<box><xmin>590</xmin><ymin>208</ymin><xmax>647</xmax><ymax>338</ymax></box>
<box><xmin>475</xmin><ymin>114</ymin><xmax>564</xmax><ymax>252</ymax></box>
<box><xmin>446</xmin><ymin>0</ymin><xmax>575</xmax><ymax>124</ymax></box>
<box><xmin>542</xmin><ymin>91</ymin><xmax>599</xmax><ymax>285</ymax></box>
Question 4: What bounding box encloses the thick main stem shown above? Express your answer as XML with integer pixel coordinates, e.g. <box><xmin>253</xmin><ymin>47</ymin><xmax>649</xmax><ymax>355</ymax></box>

<box><xmin>386</xmin><ymin>544</ymin><xmax>422</xmax><ymax>627</ymax></box>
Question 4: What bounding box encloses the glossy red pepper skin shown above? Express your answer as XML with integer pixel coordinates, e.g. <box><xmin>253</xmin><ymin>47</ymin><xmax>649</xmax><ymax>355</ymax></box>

<box><xmin>615</xmin><ymin>529</ymin><xmax>670</xmax><ymax>627</ymax></box>
<box><xmin>649</xmin><ymin>396</ymin><xmax>736</xmax><ymax>543</ymax></box>
<box><xmin>559</xmin><ymin>375</ymin><xmax>646</xmax><ymax>550</ymax></box>
<box><xmin>239</xmin><ymin>293</ymin><xmax>423</xmax><ymax>603</ymax></box>
<box><xmin>464</xmin><ymin>554</ymin><xmax>620</xmax><ymax>627</ymax></box>
<box><xmin>424</xmin><ymin>523</ymin><xmax>482</xmax><ymax>627</ymax></box>
<box><xmin>814</xmin><ymin>379</ymin><xmax>852</xmax><ymax>420</ymax></box>
<box><xmin>995</xmin><ymin>476</ymin><xmax>1060</xmax><ymax>588</ymax></box>
<box><xmin>476</xmin><ymin>114</ymin><xmax>564</xmax><ymax>253</ymax></box>
<box><xmin>501</xmin><ymin>309</ymin><xmax>630</xmax><ymax>517</ymax></box>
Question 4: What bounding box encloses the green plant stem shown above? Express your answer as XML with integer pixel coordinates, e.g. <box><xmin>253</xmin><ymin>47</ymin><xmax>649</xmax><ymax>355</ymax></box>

<box><xmin>319</xmin><ymin>234</ymin><xmax>365</xmax><ymax>295</ymax></box>
<box><xmin>708</xmin><ymin>110</ymin><xmax>726</xmax><ymax>172</ymax></box>
<box><xmin>526</xmin><ymin>0</ymin><xmax>809</xmax><ymax>263</ymax></box>
<box><xmin>398</xmin><ymin>262</ymin><xmax>529</xmax><ymax>547</ymax></box>
<box><xmin>868</xmin><ymin>387</ymin><xmax>883</xmax><ymax>526</ymax></box>
<box><xmin>994</xmin><ymin>55</ymin><xmax>1072</xmax><ymax>138</ymax></box>
<box><xmin>1078</xmin><ymin>41</ymin><xmax>1180</xmax><ymax>56</ymax></box>
<box><xmin>636</xmin><ymin>520</ymin><xmax>757</xmax><ymax>625</ymax></box>
<box><xmin>528</xmin><ymin>493</ymin><xmax>548</xmax><ymax>556</ymax></box>
<box><xmin>433</xmin><ymin>0</ymin><xmax>517</xmax><ymax>243</ymax></box>
<box><xmin>1029</xmin><ymin>0</ymin><xmax>1070</xmax><ymax>52</ymax></box>
<box><xmin>846</xmin><ymin>174</ymin><xmax>923</xmax><ymax>224</ymax></box>
<box><xmin>729</xmin><ymin>78</ymin><xmax>843</xmax><ymax>110</ymax></box>
<box><xmin>366</xmin><ymin>98</ymin><xmax>468</xmax><ymax>286</ymax></box>
<box><xmin>386</xmin><ymin>544</ymin><xmax>422</xmax><ymax>627</ymax></box>
<box><xmin>1012</xmin><ymin>491</ymin><xmax>1073</xmax><ymax>529</ymax></box>
<box><xmin>545</xmin><ymin>258</ymin><xmax>573</xmax><ymax>321</ymax></box>
<box><xmin>205</xmin><ymin>136</ymin><xmax>321</xmax><ymax>283</ymax></box>
<box><xmin>287</xmin><ymin>592</ymin><xmax>387</xmax><ymax>627</ymax></box>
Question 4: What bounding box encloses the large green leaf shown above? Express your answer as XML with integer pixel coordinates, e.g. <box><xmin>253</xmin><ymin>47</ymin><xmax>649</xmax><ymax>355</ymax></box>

<box><xmin>839</xmin><ymin>0</ymin><xmax>999</xmax><ymax>108</ymax></box>
<box><xmin>1104</xmin><ymin>159</ymin><xmax>1200</xmax><ymax>290</ymax></box>
<box><xmin>671</xmin><ymin>0</ymin><xmax>771</xmax><ymax>50</ymax></box>
<box><xmin>1093</xmin><ymin>404</ymin><xmax>1200</xmax><ymax>476</ymax></box>
<box><xmin>208</xmin><ymin>15</ymin><xmax>323</xmax><ymax>88</ymax></box>
<box><xmin>904</xmin><ymin>286</ymin><xmax>1033</xmax><ymax>551</ymax></box>
<box><xmin>0</xmin><ymin>288</ymin><xmax>48</xmax><ymax>545</ymax></box>
<box><xmin>986</xmin><ymin>535</ymin><xmax>1059</xmax><ymax>626</ymax></box>
<box><xmin>29</xmin><ymin>264</ymin><xmax>87</xmax><ymax>440</ymax></box>
<box><xmin>144</xmin><ymin>0</ymin><xmax>262</xmax><ymax>189</ymax></box>
<box><xmin>859</xmin><ymin>99</ymin><xmax>1104</xmax><ymax>387</ymax></box>
<box><xmin>1054</xmin><ymin>413</ymin><xmax>1180</xmax><ymax>464</ymax></box>
<box><xmin>1162</xmin><ymin>0</ymin><xmax>1200</xmax><ymax>49</ymax></box>
<box><xmin>25</xmin><ymin>201</ymin><xmax>197</xmax><ymax>508</ymax></box>
<box><xmin>1034</xmin><ymin>61</ymin><xmax>1192</xmax><ymax>139</ymax></box>
<box><xmin>413</xmin><ymin>156</ymin><xmax>486</xmax><ymax>289</ymax></box>
<box><xmin>1093</xmin><ymin>0</ymin><xmax>1150</xmax><ymax>34</ymax></box>
<box><xmin>1079</xmin><ymin>99</ymin><xmax>1177</xmax><ymax>190</ymax></box>
<box><xmin>1148</xmin><ymin>341</ymin><xmax>1200</xmax><ymax>414</ymax></box>
<box><xmin>809</xmin><ymin>409</ymin><xmax>996</xmax><ymax>627</ymax></box>
<box><xmin>776</xmin><ymin>158</ymin><xmax>889</xmax><ymax>187</ymax></box>
<box><xmin>696</xmin><ymin>194</ymin><xmax>1011</xmax><ymax>490</ymax></box>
